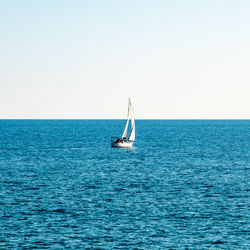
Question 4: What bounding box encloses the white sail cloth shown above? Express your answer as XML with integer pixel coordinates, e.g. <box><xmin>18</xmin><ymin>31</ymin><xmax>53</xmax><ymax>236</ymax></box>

<box><xmin>121</xmin><ymin>99</ymin><xmax>135</xmax><ymax>141</ymax></box>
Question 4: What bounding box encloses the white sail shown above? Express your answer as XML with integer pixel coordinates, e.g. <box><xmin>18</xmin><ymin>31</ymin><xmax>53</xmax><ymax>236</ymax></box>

<box><xmin>121</xmin><ymin>102</ymin><xmax>130</xmax><ymax>139</ymax></box>
<box><xmin>128</xmin><ymin>99</ymin><xmax>135</xmax><ymax>141</ymax></box>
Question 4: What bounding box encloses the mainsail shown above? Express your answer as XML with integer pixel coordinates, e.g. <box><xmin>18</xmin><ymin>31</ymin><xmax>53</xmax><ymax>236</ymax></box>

<box><xmin>128</xmin><ymin>99</ymin><xmax>135</xmax><ymax>141</ymax></box>
<box><xmin>121</xmin><ymin>99</ymin><xmax>135</xmax><ymax>141</ymax></box>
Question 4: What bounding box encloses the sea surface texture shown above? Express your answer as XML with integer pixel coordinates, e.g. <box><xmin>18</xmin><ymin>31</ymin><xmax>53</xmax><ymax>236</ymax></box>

<box><xmin>0</xmin><ymin>120</ymin><xmax>249</xmax><ymax>249</ymax></box>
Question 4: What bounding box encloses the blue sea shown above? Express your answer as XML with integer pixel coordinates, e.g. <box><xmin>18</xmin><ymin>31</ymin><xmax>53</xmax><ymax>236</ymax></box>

<box><xmin>0</xmin><ymin>120</ymin><xmax>249</xmax><ymax>249</ymax></box>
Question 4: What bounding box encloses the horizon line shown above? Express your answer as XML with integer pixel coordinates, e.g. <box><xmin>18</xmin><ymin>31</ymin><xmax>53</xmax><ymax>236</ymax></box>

<box><xmin>0</xmin><ymin>118</ymin><xmax>249</xmax><ymax>120</ymax></box>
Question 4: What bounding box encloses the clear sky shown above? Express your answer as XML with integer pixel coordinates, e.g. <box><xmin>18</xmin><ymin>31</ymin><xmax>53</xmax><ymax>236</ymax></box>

<box><xmin>0</xmin><ymin>0</ymin><xmax>249</xmax><ymax>119</ymax></box>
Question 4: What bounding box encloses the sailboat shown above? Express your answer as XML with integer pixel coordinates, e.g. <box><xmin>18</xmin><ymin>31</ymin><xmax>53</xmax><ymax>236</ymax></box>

<box><xmin>111</xmin><ymin>98</ymin><xmax>135</xmax><ymax>148</ymax></box>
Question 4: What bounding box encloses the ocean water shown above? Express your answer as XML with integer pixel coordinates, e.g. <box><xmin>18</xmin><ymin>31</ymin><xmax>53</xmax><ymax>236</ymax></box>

<box><xmin>0</xmin><ymin>119</ymin><xmax>249</xmax><ymax>249</ymax></box>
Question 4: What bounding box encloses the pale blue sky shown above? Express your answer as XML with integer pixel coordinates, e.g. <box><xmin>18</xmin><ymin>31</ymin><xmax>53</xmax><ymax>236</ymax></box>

<box><xmin>0</xmin><ymin>0</ymin><xmax>249</xmax><ymax>118</ymax></box>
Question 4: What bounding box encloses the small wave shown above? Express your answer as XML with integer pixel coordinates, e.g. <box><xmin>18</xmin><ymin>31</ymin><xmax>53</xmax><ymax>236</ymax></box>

<box><xmin>52</xmin><ymin>208</ymin><xmax>67</xmax><ymax>214</ymax></box>
<box><xmin>212</xmin><ymin>240</ymin><xmax>224</xmax><ymax>245</ymax></box>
